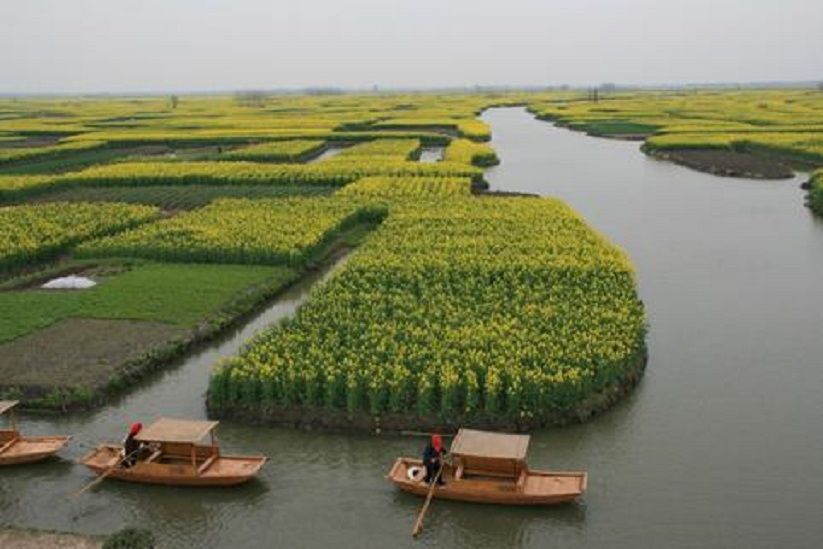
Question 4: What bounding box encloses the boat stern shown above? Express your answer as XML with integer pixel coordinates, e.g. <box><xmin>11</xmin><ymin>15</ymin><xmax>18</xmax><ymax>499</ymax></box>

<box><xmin>79</xmin><ymin>444</ymin><xmax>121</xmax><ymax>473</ymax></box>
<box><xmin>387</xmin><ymin>457</ymin><xmax>427</xmax><ymax>489</ymax></box>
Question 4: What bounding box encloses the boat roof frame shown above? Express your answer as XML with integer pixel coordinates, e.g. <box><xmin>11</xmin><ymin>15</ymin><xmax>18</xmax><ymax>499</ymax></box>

<box><xmin>450</xmin><ymin>428</ymin><xmax>531</xmax><ymax>462</ymax></box>
<box><xmin>0</xmin><ymin>400</ymin><xmax>19</xmax><ymax>416</ymax></box>
<box><xmin>135</xmin><ymin>417</ymin><xmax>220</xmax><ymax>444</ymax></box>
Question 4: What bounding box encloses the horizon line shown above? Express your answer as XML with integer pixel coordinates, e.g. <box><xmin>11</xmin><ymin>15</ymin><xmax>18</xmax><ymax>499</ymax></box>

<box><xmin>1</xmin><ymin>79</ymin><xmax>821</xmax><ymax>99</ymax></box>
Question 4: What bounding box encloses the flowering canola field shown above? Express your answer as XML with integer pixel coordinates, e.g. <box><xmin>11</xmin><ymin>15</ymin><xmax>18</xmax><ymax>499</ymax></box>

<box><xmin>337</xmin><ymin>176</ymin><xmax>473</xmax><ymax>199</ymax></box>
<box><xmin>0</xmin><ymin>91</ymin><xmax>654</xmax><ymax>420</ymax></box>
<box><xmin>56</xmin><ymin>160</ymin><xmax>482</xmax><ymax>189</ymax></box>
<box><xmin>0</xmin><ymin>202</ymin><xmax>158</xmax><ymax>270</ymax></box>
<box><xmin>208</xmin><ymin>197</ymin><xmax>646</xmax><ymax>426</ymax></box>
<box><xmin>220</xmin><ymin>140</ymin><xmax>326</xmax><ymax>162</ymax></box>
<box><xmin>78</xmin><ymin>197</ymin><xmax>384</xmax><ymax>266</ymax></box>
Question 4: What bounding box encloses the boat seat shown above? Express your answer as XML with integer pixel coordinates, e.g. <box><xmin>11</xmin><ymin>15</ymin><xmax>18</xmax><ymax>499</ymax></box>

<box><xmin>160</xmin><ymin>442</ymin><xmax>216</xmax><ymax>461</ymax></box>
<box><xmin>454</xmin><ymin>461</ymin><xmax>465</xmax><ymax>480</ymax></box>
<box><xmin>0</xmin><ymin>429</ymin><xmax>18</xmax><ymax>444</ymax></box>
<box><xmin>197</xmin><ymin>454</ymin><xmax>218</xmax><ymax>475</ymax></box>
<box><xmin>0</xmin><ymin>438</ymin><xmax>18</xmax><ymax>455</ymax></box>
<box><xmin>462</xmin><ymin>467</ymin><xmax>516</xmax><ymax>479</ymax></box>
<box><xmin>516</xmin><ymin>468</ymin><xmax>528</xmax><ymax>492</ymax></box>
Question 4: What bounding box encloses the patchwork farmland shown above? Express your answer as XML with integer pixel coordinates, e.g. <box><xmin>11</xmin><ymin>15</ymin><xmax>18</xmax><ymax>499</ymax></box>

<box><xmin>3</xmin><ymin>89</ymin><xmax>823</xmax><ymax>418</ymax></box>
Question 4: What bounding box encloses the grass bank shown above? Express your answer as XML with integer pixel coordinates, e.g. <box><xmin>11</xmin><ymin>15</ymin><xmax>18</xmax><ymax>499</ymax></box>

<box><xmin>0</xmin><ymin>262</ymin><xmax>297</xmax><ymax>410</ymax></box>
<box><xmin>0</xmin><ymin>218</ymin><xmax>380</xmax><ymax>411</ymax></box>
<box><xmin>808</xmin><ymin>170</ymin><xmax>823</xmax><ymax>216</ymax></box>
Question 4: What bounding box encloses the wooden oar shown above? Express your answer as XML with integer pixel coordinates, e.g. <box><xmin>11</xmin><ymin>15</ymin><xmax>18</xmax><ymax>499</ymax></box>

<box><xmin>70</xmin><ymin>446</ymin><xmax>141</xmax><ymax>498</ymax></box>
<box><xmin>400</xmin><ymin>431</ymin><xmax>455</xmax><ymax>438</ymax></box>
<box><xmin>412</xmin><ymin>460</ymin><xmax>445</xmax><ymax>538</ymax></box>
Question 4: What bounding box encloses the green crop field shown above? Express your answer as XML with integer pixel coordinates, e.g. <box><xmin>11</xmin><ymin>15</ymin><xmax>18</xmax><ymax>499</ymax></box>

<box><xmin>0</xmin><ymin>175</ymin><xmax>60</xmax><ymax>202</ymax></box>
<box><xmin>809</xmin><ymin>170</ymin><xmax>823</xmax><ymax>215</ymax></box>
<box><xmin>0</xmin><ymin>262</ymin><xmax>292</xmax><ymax>343</ymax></box>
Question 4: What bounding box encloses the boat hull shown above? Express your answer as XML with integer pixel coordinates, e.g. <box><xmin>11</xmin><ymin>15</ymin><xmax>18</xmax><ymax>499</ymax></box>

<box><xmin>80</xmin><ymin>444</ymin><xmax>266</xmax><ymax>487</ymax></box>
<box><xmin>0</xmin><ymin>436</ymin><xmax>71</xmax><ymax>466</ymax></box>
<box><xmin>387</xmin><ymin>458</ymin><xmax>586</xmax><ymax>505</ymax></box>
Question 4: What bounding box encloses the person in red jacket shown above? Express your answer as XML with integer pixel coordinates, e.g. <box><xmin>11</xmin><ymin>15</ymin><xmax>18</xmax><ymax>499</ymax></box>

<box><xmin>422</xmin><ymin>434</ymin><xmax>447</xmax><ymax>485</ymax></box>
<box><xmin>122</xmin><ymin>422</ymin><xmax>144</xmax><ymax>468</ymax></box>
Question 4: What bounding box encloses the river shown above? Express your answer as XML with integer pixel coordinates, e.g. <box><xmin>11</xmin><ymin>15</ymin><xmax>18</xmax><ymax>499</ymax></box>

<box><xmin>2</xmin><ymin>107</ymin><xmax>823</xmax><ymax>548</ymax></box>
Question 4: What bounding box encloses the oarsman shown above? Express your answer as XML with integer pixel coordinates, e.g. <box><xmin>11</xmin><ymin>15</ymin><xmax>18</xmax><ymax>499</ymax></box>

<box><xmin>122</xmin><ymin>422</ymin><xmax>144</xmax><ymax>468</ymax></box>
<box><xmin>422</xmin><ymin>434</ymin><xmax>447</xmax><ymax>485</ymax></box>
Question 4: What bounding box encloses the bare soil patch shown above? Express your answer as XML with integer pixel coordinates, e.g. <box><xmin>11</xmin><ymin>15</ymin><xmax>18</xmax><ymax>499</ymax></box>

<box><xmin>115</xmin><ymin>144</ymin><xmax>171</xmax><ymax>156</ymax></box>
<box><xmin>649</xmin><ymin>148</ymin><xmax>795</xmax><ymax>179</ymax></box>
<box><xmin>0</xmin><ymin>528</ymin><xmax>101</xmax><ymax>549</ymax></box>
<box><xmin>0</xmin><ymin>318</ymin><xmax>183</xmax><ymax>390</ymax></box>
<box><xmin>0</xmin><ymin>134</ymin><xmax>63</xmax><ymax>149</ymax></box>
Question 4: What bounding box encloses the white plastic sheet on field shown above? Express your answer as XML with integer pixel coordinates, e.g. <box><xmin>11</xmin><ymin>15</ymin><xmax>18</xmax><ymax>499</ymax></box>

<box><xmin>41</xmin><ymin>275</ymin><xmax>97</xmax><ymax>289</ymax></box>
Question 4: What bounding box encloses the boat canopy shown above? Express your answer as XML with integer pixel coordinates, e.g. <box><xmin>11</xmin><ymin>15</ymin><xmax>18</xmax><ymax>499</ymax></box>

<box><xmin>450</xmin><ymin>428</ymin><xmax>530</xmax><ymax>462</ymax></box>
<box><xmin>135</xmin><ymin>418</ymin><xmax>219</xmax><ymax>444</ymax></box>
<box><xmin>0</xmin><ymin>400</ymin><xmax>19</xmax><ymax>416</ymax></box>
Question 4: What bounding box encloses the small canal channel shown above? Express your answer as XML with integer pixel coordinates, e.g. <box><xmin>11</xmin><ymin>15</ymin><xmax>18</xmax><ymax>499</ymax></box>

<box><xmin>418</xmin><ymin>147</ymin><xmax>444</xmax><ymax>163</ymax></box>
<box><xmin>307</xmin><ymin>145</ymin><xmax>346</xmax><ymax>162</ymax></box>
<box><xmin>3</xmin><ymin>108</ymin><xmax>823</xmax><ymax>548</ymax></box>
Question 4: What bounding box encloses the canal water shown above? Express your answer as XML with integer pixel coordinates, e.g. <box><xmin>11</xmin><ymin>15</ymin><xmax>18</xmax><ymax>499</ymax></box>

<box><xmin>2</xmin><ymin>108</ymin><xmax>823</xmax><ymax>548</ymax></box>
<box><xmin>418</xmin><ymin>147</ymin><xmax>445</xmax><ymax>163</ymax></box>
<box><xmin>307</xmin><ymin>145</ymin><xmax>346</xmax><ymax>163</ymax></box>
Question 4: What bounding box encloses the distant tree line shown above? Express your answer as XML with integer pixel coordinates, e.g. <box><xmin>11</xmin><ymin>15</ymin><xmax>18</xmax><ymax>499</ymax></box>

<box><xmin>235</xmin><ymin>91</ymin><xmax>269</xmax><ymax>108</ymax></box>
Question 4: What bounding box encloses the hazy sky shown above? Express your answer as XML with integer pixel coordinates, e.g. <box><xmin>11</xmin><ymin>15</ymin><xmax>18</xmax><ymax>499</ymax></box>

<box><xmin>2</xmin><ymin>0</ymin><xmax>821</xmax><ymax>93</ymax></box>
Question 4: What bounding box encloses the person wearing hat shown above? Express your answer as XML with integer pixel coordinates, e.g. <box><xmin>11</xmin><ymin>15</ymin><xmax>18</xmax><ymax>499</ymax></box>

<box><xmin>422</xmin><ymin>434</ymin><xmax>447</xmax><ymax>485</ymax></box>
<box><xmin>122</xmin><ymin>422</ymin><xmax>145</xmax><ymax>468</ymax></box>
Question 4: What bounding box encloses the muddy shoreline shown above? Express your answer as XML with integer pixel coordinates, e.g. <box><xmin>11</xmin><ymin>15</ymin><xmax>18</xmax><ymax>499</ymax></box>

<box><xmin>0</xmin><ymin>526</ymin><xmax>102</xmax><ymax>549</ymax></box>
<box><xmin>208</xmin><ymin>345</ymin><xmax>648</xmax><ymax>434</ymax></box>
<box><xmin>528</xmin><ymin>110</ymin><xmax>819</xmax><ymax>180</ymax></box>
<box><xmin>472</xmin><ymin>188</ymin><xmax>539</xmax><ymax>198</ymax></box>
<box><xmin>643</xmin><ymin>147</ymin><xmax>796</xmax><ymax>180</ymax></box>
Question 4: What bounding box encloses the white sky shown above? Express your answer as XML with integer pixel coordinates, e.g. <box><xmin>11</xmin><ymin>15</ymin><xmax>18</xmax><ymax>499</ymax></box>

<box><xmin>1</xmin><ymin>0</ymin><xmax>821</xmax><ymax>93</ymax></box>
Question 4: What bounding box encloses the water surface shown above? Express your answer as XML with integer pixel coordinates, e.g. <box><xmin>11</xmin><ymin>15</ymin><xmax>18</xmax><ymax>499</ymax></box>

<box><xmin>418</xmin><ymin>147</ymin><xmax>444</xmax><ymax>163</ymax></box>
<box><xmin>2</xmin><ymin>108</ymin><xmax>822</xmax><ymax>548</ymax></box>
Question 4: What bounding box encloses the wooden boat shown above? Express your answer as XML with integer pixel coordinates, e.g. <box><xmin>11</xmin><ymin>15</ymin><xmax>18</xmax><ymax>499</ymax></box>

<box><xmin>0</xmin><ymin>400</ymin><xmax>71</xmax><ymax>466</ymax></box>
<box><xmin>80</xmin><ymin>417</ymin><xmax>267</xmax><ymax>487</ymax></box>
<box><xmin>387</xmin><ymin>428</ymin><xmax>587</xmax><ymax>505</ymax></box>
